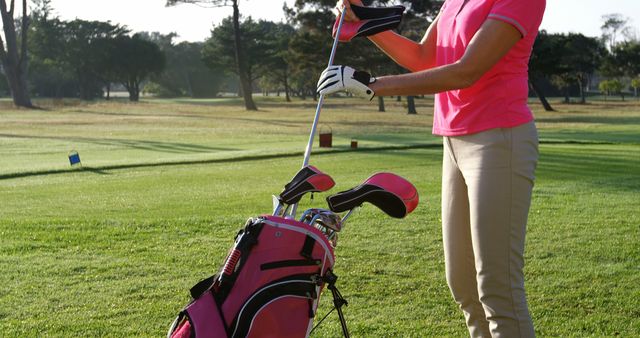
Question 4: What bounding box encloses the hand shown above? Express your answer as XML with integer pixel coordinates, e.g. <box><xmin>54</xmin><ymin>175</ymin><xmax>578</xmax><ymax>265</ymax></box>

<box><xmin>317</xmin><ymin>65</ymin><xmax>376</xmax><ymax>100</ymax></box>
<box><xmin>336</xmin><ymin>0</ymin><xmax>363</xmax><ymax>22</ymax></box>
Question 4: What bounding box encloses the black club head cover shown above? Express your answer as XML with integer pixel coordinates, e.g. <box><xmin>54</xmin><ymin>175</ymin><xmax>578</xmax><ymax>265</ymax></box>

<box><xmin>333</xmin><ymin>4</ymin><xmax>406</xmax><ymax>42</ymax></box>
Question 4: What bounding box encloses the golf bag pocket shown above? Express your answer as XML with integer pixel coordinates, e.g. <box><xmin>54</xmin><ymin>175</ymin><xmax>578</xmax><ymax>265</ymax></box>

<box><xmin>169</xmin><ymin>292</ymin><xmax>226</xmax><ymax>338</ymax></box>
<box><xmin>227</xmin><ymin>275</ymin><xmax>319</xmax><ymax>338</ymax></box>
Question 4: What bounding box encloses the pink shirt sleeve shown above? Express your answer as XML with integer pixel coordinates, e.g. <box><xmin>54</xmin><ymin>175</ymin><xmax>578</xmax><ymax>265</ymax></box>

<box><xmin>488</xmin><ymin>0</ymin><xmax>546</xmax><ymax>37</ymax></box>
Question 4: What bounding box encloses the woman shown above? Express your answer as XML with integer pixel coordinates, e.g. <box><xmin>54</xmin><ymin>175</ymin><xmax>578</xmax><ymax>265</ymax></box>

<box><xmin>318</xmin><ymin>0</ymin><xmax>546</xmax><ymax>337</ymax></box>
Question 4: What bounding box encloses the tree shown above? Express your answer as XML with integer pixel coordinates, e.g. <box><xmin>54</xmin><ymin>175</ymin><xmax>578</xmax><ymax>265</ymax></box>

<box><xmin>562</xmin><ymin>33</ymin><xmax>606</xmax><ymax>104</ymax></box>
<box><xmin>61</xmin><ymin>20</ymin><xmax>129</xmax><ymax>100</ymax></box>
<box><xmin>29</xmin><ymin>1</ymin><xmax>69</xmax><ymax>98</ymax></box>
<box><xmin>601</xmin><ymin>41</ymin><xmax>640</xmax><ymax>101</ymax></box>
<box><xmin>601</xmin><ymin>14</ymin><xmax>628</xmax><ymax>51</ymax></box>
<box><xmin>111</xmin><ymin>34</ymin><xmax>166</xmax><ymax>101</ymax></box>
<box><xmin>203</xmin><ymin>17</ymin><xmax>273</xmax><ymax>99</ymax></box>
<box><xmin>141</xmin><ymin>33</ymin><xmax>227</xmax><ymax>98</ymax></box>
<box><xmin>286</xmin><ymin>1</ymin><xmax>337</xmax><ymax>101</ymax></box>
<box><xmin>611</xmin><ymin>41</ymin><xmax>640</xmax><ymax>79</ymax></box>
<box><xmin>598</xmin><ymin>80</ymin><xmax>610</xmax><ymax>101</ymax></box>
<box><xmin>28</xmin><ymin>16</ymin><xmax>129</xmax><ymax>100</ymax></box>
<box><xmin>631</xmin><ymin>77</ymin><xmax>640</xmax><ymax>99</ymax></box>
<box><xmin>260</xmin><ymin>22</ymin><xmax>295</xmax><ymax>102</ymax></box>
<box><xmin>166</xmin><ymin>0</ymin><xmax>257</xmax><ymax>110</ymax></box>
<box><xmin>529</xmin><ymin>31</ymin><xmax>557</xmax><ymax>111</ymax></box>
<box><xmin>532</xmin><ymin>33</ymin><xmax>605</xmax><ymax>105</ymax></box>
<box><xmin>406</xmin><ymin>95</ymin><xmax>417</xmax><ymax>114</ymax></box>
<box><xmin>0</xmin><ymin>0</ymin><xmax>33</xmax><ymax>107</ymax></box>
<box><xmin>599</xmin><ymin>79</ymin><xmax>624</xmax><ymax>101</ymax></box>
<box><xmin>551</xmin><ymin>73</ymin><xmax>573</xmax><ymax>103</ymax></box>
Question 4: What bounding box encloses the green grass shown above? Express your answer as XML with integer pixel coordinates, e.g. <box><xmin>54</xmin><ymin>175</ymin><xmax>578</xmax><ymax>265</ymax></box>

<box><xmin>0</xmin><ymin>97</ymin><xmax>639</xmax><ymax>336</ymax></box>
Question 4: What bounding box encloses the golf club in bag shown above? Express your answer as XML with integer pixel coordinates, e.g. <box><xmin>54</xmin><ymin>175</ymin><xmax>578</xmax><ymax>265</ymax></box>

<box><xmin>167</xmin><ymin>5</ymin><xmax>415</xmax><ymax>338</ymax></box>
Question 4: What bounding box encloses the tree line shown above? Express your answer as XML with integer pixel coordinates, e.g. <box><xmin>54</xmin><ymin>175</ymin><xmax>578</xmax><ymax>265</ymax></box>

<box><xmin>176</xmin><ymin>0</ymin><xmax>640</xmax><ymax>112</ymax></box>
<box><xmin>0</xmin><ymin>0</ymin><xmax>167</xmax><ymax>104</ymax></box>
<box><xmin>1</xmin><ymin>0</ymin><xmax>639</xmax><ymax>111</ymax></box>
<box><xmin>531</xmin><ymin>28</ymin><xmax>640</xmax><ymax>110</ymax></box>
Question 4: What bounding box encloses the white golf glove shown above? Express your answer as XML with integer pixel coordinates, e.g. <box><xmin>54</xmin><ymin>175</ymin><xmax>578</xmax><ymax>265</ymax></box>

<box><xmin>317</xmin><ymin>65</ymin><xmax>376</xmax><ymax>100</ymax></box>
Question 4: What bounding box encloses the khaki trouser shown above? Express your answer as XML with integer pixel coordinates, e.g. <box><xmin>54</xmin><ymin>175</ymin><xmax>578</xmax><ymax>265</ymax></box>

<box><xmin>442</xmin><ymin>122</ymin><xmax>538</xmax><ymax>338</ymax></box>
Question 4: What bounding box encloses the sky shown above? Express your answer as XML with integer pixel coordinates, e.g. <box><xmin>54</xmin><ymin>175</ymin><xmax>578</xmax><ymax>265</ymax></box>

<box><xmin>46</xmin><ymin>0</ymin><xmax>296</xmax><ymax>42</ymax></box>
<box><xmin>37</xmin><ymin>0</ymin><xmax>640</xmax><ymax>42</ymax></box>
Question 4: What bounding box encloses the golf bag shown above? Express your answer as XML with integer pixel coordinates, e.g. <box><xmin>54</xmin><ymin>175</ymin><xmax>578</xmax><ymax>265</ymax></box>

<box><xmin>168</xmin><ymin>166</ymin><xmax>349</xmax><ymax>338</ymax></box>
<box><xmin>168</xmin><ymin>167</ymin><xmax>419</xmax><ymax>338</ymax></box>
<box><xmin>168</xmin><ymin>216</ymin><xmax>339</xmax><ymax>338</ymax></box>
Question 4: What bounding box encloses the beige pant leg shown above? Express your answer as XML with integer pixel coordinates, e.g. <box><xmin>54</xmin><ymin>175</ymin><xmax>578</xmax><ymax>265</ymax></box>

<box><xmin>443</xmin><ymin>122</ymin><xmax>538</xmax><ymax>338</ymax></box>
<box><xmin>442</xmin><ymin>137</ymin><xmax>492</xmax><ymax>337</ymax></box>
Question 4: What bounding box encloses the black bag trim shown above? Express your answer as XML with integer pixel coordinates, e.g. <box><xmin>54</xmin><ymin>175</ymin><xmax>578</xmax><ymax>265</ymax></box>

<box><xmin>260</xmin><ymin>259</ymin><xmax>322</xmax><ymax>271</ymax></box>
<box><xmin>300</xmin><ymin>235</ymin><xmax>315</xmax><ymax>259</ymax></box>
<box><xmin>190</xmin><ymin>274</ymin><xmax>217</xmax><ymax>299</ymax></box>
<box><xmin>229</xmin><ymin>274</ymin><xmax>319</xmax><ymax>338</ymax></box>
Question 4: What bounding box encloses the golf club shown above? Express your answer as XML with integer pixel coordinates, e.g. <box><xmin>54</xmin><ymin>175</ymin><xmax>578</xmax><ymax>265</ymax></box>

<box><xmin>289</xmin><ymin>9</ymin><xmax>347</xmax><ymax>218</ymax></box>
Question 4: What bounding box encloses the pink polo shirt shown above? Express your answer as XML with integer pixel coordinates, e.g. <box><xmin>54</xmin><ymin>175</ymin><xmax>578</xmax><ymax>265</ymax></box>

<box><xmin>432</xmin><ymin>0</ymin><xmax>546</xmax><ymax>136</ymax></box>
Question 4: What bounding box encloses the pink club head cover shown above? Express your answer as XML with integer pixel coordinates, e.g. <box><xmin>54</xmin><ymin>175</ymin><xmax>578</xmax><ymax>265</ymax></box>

<box><xmin>326</xmin><ymin>172</ymin><xmax>419</xmax><ymax>218</ymax></box>
<box><xmin>366</xmin><ymin>173</ymin><xmax>419</xmax><ymax>216</ymax></box>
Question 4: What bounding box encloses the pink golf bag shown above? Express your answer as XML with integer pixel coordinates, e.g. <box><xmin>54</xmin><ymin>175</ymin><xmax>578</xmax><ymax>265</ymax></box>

<box><xmin>168</xmin><ymin>216</ymin><xmax>337</xmax><ymax>338</ymax></box>
<box><xmin>168</xmin><ymin>167</ymin><xmax>419</xmax><ymax>338</ymax></box>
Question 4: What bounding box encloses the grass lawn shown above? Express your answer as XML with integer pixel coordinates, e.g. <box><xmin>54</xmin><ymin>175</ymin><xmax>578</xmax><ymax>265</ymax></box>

<box><xmin>0</xmin><ymin>96</ymin><xmax>639</xmax><ymax>336</ymax></box>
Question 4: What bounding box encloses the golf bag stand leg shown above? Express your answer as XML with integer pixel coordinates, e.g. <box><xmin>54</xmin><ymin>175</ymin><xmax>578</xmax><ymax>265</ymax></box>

<box><xmin>330</xmin><ymin>285</ymin><xmax>350</xmax><ymax>338</ymax></box>
<box><xmin>325</xmin><ymin>270</ymin><xmax>350</xmax><ymax>338</ymax></box>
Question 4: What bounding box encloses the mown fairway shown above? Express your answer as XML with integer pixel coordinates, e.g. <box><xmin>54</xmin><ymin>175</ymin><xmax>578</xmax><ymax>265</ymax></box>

<box><xmin>1</xmin><ymin>97</ymin><xmax>639</xmax><ymax>337</ymax></box>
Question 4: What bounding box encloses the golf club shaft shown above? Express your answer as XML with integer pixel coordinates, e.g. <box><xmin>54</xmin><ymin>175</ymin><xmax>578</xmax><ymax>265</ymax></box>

<box><xmin>302</xmin><ymin>10</ymin><xmax>346</xmax><ymax>168</ymax></box>
<box><xmin>290</xmin><ymin>10</ymin><xmax>346</xmax><ymax>218</ymax></box>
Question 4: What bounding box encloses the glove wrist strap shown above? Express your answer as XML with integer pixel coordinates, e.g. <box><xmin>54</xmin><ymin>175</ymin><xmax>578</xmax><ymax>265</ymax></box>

<box><xmin>353</xmin><ymin>70</ymin><xmax>374</xmax><ymax>86</ymax></box>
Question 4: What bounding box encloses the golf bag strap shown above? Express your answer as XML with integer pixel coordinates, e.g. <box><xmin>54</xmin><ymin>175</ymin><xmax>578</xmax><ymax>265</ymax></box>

<box><xmin>300</xmin><ymin>235</ymin><xmax>315</xmax><ymax>259</ymax></box>
<box><xmin>217</xmin><ymin>220</ymin><xmax>265</xmax><ymax>300</ymax></box>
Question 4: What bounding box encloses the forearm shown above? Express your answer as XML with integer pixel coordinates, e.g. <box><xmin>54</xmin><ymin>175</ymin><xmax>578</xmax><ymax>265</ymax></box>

<box><xmin>370</xmin><ymin>61</ymin><xmax>478</xmax><ymax>96</ymax></box>
<box><xmin>368</xmin><ymin>31</ymin><xmax>435</xmax><ymax>72</ymax></box>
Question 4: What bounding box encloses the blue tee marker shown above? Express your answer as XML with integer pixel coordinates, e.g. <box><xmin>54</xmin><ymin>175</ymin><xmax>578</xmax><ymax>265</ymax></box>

<box><xmin>68</xmin><ymin>150</ymin><xmax>81</xmax><ymax>167</ymax></box>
